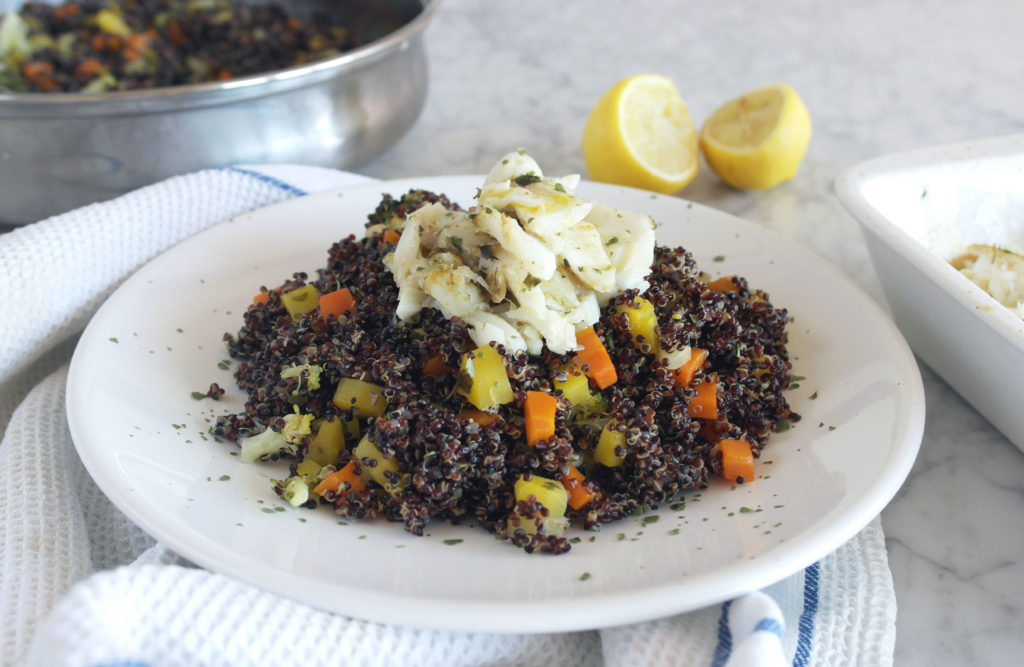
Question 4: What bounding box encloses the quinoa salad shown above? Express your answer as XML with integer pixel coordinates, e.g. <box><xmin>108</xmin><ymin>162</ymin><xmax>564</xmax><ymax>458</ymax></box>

<box><xmin>0</xmin><ymin>0</ymin><xmax>402</xmax><ymax>93</ymax></box>
<box><xmin>211</xmin><ymin>153</ymin><xmax>801</xmax><ymax>555</ymax></box>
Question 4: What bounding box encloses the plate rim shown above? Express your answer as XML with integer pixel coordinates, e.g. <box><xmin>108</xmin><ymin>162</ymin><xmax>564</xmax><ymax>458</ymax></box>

<box><xmin>67</xmin><ymin>175</ymin><xmax>926</xmax><ymax>632</ymax></box>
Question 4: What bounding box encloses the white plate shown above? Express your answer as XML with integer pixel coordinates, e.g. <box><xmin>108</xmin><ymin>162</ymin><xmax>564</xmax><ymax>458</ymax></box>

<box><xmin>67</xmin><ymin>177</ymin><xmax>925</xmax><ymax>633</ymax></box>
<box><xmin>835</xmin><ymin>134</ymin><xmax>1024</xmax><ymax>453</ymax></box>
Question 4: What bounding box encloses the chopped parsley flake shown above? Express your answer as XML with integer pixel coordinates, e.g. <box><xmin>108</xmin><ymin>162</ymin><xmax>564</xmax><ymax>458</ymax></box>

<box><xmin>513</xmin><ymin>172</ymin><xmax>541</xmax><ymax>187</ymax></box>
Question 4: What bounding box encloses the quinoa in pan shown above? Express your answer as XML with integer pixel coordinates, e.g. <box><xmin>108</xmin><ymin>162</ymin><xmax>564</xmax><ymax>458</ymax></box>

<box><xmin>0</xmin><ymin>0</ymin><xmax>403</xmax><ymax>93</ymax></box>
<box><xmin>211</xmin><ymin>153</ymin><xmax>800</xmax><ymax>554</ymax></box>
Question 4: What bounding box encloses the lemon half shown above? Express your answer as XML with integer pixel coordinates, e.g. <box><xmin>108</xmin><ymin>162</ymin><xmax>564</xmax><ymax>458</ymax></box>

<box><xmin>699</xmin><ymin>83</ymin><xmax>812</xmax><ymax>190</ymax></box>
<box><xmin>582</xmin><ymin>74</ymin><xmax>699</xmax><ymax>194</ymax></box>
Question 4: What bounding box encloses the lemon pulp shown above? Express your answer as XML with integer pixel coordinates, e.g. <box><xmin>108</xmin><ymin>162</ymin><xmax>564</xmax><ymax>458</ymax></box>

<box><xmin>582</xmin><ymin>74</ymin><xmax>699</xmax><ymax>194</ymax></box>
<box><xmin>699</xmin><ymin>83</ymin><xmax>812</xmax><ymax>190</ymax></box>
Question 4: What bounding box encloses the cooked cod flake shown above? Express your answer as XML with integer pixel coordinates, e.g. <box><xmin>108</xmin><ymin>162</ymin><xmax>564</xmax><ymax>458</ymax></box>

<box><xmin>383</xmin><ymin>151</ymin><xmax>656</xmax><ymax>354</ymax></box>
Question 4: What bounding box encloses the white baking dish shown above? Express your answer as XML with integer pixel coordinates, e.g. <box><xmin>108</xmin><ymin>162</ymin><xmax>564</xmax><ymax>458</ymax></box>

<box><xmin>836</xmin><ymin>134</ymin><xmax>1024</xmax><ymax>453</ymax></box>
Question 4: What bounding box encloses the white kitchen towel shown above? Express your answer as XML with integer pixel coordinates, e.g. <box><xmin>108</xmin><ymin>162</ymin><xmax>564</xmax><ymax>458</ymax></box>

<box><xmin>0</xmin><ymin>165</ymin><xmax>897</xmax><ymax>667</ymax></box>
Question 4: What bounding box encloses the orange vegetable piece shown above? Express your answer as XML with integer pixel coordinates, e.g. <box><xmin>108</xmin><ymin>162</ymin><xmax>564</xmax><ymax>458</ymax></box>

<box><xmin>708</xmin><ymin>275</ymin><xmax>740</xmax><ymax>293</ymax></box>
<box><xmin>313</xmin><ymin>460</ymin><xmax>366</xmax><ymax>495</ymax></box>
<box><xmin>459</xmin><ymin>408</ymin><xmax>498</xmax><ymax>427</ymax></box>
<box><xmin>574</xmin><ymin>326</ymin><xmax>617</xmax><ymax>389</ymax></box>
<box><xmin>91</xmin><ymin>34</ymin><xmax>124</xmax><ymax>54</ymax></box>
<box><xmin>422</xmin><ymin>354</ymin><xmax>453</xmax><ymax>377</ymax></box>
<box><xmin>524</xmin><ymin>390</ymin><xmax>558</xmax><ymax>445</ymax></box>
<box><xmin>21</xmin><ymin>61</ymin><xmax>57</xmax><ymax>91</ymax></box>
<box><xmin>52</xmin><ymin>4</ymin><xmax>82</xmax><ymax>21</ymax></box>
<box><xmin>720</xmin><ymin>438</ymin><xmax>755</xmax><ymax>483</ymax></box>
<box><xmin>319</xmin><ymin>288</ymin><xmax>356</xmax><ymax>321</ymax></box>
<box><xmin>74</xmin><ymin>57</ymin><xmax>104</xmax><ymax>78</ymax></box>
<box><xmin>252</xmin><ymin>289</ymin><xmax>270</xmax><ymax>305</ymax></box>
<box><xmin>166</xmin><ymin>18</ymin><xmax>188</xmax><ymax>46</ymax></box>
<box><xmin>124</xmin><ymin>33</ymin><xmax>149</xmax><ymax>62</ymax></box>
<box><xmin>671</xmin><ymin>347</ymin><xmax>708</xmax><ymax>388</ymax></box>
<box><xmin>698</xmin><ymin>419</ymin><xmax>729</xmax><ymax>443</ymax></box>
<box><xmin>687</xmin><ymin>378</ymin><xmax>719</xmax><ymax>420</ymax></box>
<box><xmin>382</xmin><ymin>229</ymin><xmax>401</xmax><ymax>245</ymax></box>
<box><xmin>560</xmin><ymin>464</ymin><xmax>598</xmax><ymax>510</ymax></box>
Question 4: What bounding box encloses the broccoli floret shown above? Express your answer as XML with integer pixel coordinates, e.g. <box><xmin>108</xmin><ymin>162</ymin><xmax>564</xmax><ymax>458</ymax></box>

<box><xmin>239</xmin><ymin>428</ymin><xmax>290</xmax><ymax>463</ymax></box>
<box><xmin>281</xmin><ymin>410</ymin><xmax>314</xmax><ymax>444</ymax></box>
<box><xmin>281</xmin><ymin>476</ymin><xmax>311</xmax><ymax>507</ymax></box>
<box><xmin>280</xmin><ymin>363</ymin><xmax>323</xmax><ymax>400</ymax></box>
<box><xmin>366</xmin><ymin>189</ymin><xmax>458</xmax><ymax>230</ymax></box>
<box><xmin>239</xmin><ymin>408</ymin><xmax>313</xmax><ymax>463</ymax></box>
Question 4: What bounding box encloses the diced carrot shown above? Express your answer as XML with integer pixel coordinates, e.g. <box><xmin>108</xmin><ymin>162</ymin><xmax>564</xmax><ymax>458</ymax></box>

<box><xmin>21</xmin><ymin>61</ymin><xmax>57</xmax><ymax>92</ymax></box>
<box><xmin>216</xmin><ymin>69</ymin><xmax>233</xmax><ymax>81</ymax></box>
<box><xmin>574</xmin><ymin>326</ymin><xmax>617</xmax><ymax>389</ymax></box>
<box><xmin>52</xmin><ymin>4</ymin><xmax>82</xmax><ymax>21</ymax></box>
<box><xmin>720</xmin><ymin>438</ymin><xmax>755</xmax><ymax>483</ymax></box>
<box><xmin>708</xmin><ymin>275</ymin><xmax>740</xmax><ymax>293</ymax></box>
<box><xmin>91</xmin><ymin>34</ymin><xmax>124</xmax><ymax>53</ymax></box>
<box><xmin>382</xmin><ymin>228</ymin><xmax>401</xmax><ymax>245</ymax></box>
<box><xmin>687</xmin><ymin>378</ymin><xmax>719</xmax><ymax>420</ymax></box>
<box><xmin>422</xmin><ymin>354</ymin><xmax>453</xmax><ymax>377</ymax></box>
<box><xmin>524</xmin><ymin>390</ymin><xmax>558</xmax><ymax>445</ymax></box>
<box><xmin>459</xmin><ymin>408</ymin><xmax>498</xmax><ymax>427</ymax></box>
<box><xmin>319</xmin><ymin>287</ymin><xmax>356</xmax><ymax>321</ymax></box>
<box><xmin>252</xmin><ymin>289</ymin><xmax>270</xmax><ymax>305</ymax></box>
<box><xmin>698</xmin><ymin>419</ymin><xmax>729</xmax><ymax>443</ymax></box>
<box><xmin>74</xmin><ymin>57</ymin><xmax>104</xmax><ymax>78</ymax></box>
<box><xmin>313</xmin><ymin>460</ymin><xmax>366</xmax><ymax>495</ymax></box>
<box><xmin>561</xmin><ymin>464</ymin><xmax>598</xmax><ymax>510</ymax></box>
<box><xmin>166</xmin><ymin>18</ymin><xmax>188</xmax><ymax>46</ymax></box>
<box><xmin>123</xmin><ymin>33</ymin><xmax>149</xmax><ymax>61</ymax></box>
<box><xmin>671</xmin><ymin>347</ymin><xmax>708</xmax><ymax>388</ymax></box>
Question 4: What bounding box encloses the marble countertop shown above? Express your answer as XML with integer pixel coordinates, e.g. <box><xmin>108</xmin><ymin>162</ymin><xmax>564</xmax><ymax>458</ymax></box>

<box><xmin>359</xmin><ymin>1</ymin><xmax>1024</xmax><ymax>664</ymax></box>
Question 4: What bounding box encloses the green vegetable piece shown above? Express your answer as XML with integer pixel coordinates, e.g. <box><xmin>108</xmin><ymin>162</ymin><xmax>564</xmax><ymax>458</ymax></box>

<box><xmin>354</xmin><ymin>434</ymin><xmax>407</xmax><ymax>494</ymax></box>
<box><xmin>332</xmin><ymin>378</ymin><xmax>386</xmax><ymax>418</ymax></box>
<box><xmin>595</xmin><ymin>419</ymin><xmax>626</xmax><ymax>467</ymax></box>
<box><xmin>280</xmin><ymin>285</ymin><xmax>321</xmax><ymax>322</ymax></box>
<box><xmin>281</xmin><ymin>476</ymin><xmax>311</xmax><ymax>507</ymax></box>
<box><xmin>239</xmin><ymin>429</ymin><xmax>290</xmax><ymax>463</ymax></box>
<box><xmin>456</xmin><ymin>345</ymin><xmax>513</xmax><ymax>410</ymax></box>
<box><xmin>307</xmin><ymin>417</ymin><xmax>344</xmax><ymax>466</ymax></box>
<box><xmin>94</xmin><ymin>9</ymin><xmax>132</xmax><ymax>37</ymax></box>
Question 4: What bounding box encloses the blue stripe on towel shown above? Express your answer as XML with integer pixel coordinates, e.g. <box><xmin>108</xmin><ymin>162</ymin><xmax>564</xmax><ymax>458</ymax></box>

<box><xmin>755</xmin><ymin>617</ymin><xmax>784</xmax><ymax>637</ymax></box>
<box><xmin>224</xmin><ymin>166</ymin><xmax>308</xmax><ymax>197</ymax></box>
<box><xmin>793</xmin><ymin>561</ymin><xmax>821</xmax><ymax>667</ymax></box>
<box><xmin>94</xmin><ymin>662</ymin><xmax>151</xmax><ymax>667</ymax></box>
<box><xmin>710</xmin><ymin>599</ymin><xmax>734</xmax><ymax>667</ymax></box>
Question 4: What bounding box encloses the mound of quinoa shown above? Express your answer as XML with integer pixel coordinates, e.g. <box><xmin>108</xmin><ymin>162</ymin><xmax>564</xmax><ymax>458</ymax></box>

<box><xmin>212</xmin><ymin>190</ymin><xmax>800</xmax><ymax>555</ymax></box>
